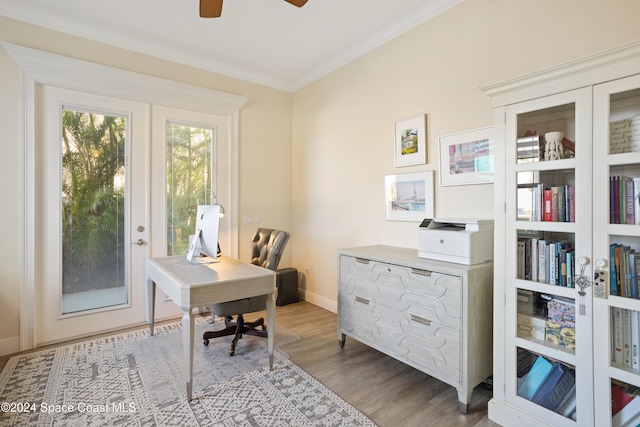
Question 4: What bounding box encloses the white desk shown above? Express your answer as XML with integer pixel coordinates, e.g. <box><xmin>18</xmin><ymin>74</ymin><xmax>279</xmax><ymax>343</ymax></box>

<box><xmin>146</xmin><ymin>255</ymin><xmax>276</xmax><ymax>401</ymax></box>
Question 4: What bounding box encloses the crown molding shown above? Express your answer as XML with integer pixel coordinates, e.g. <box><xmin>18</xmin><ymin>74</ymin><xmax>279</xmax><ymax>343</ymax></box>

<box><xmin>1</xmin><ymin>0</ymin><xmax>462</xmax><ymax>93</ymax></box>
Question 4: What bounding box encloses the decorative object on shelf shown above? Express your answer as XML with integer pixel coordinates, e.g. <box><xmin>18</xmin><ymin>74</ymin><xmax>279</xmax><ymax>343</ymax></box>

<box><xmin>610</xmin><ymin>115</ymin><xmax>640</xmax><ymax>154</ymax></box>
<box><xmin>438</xmin><ymin>126</ymin><xmax>494</xmax><ymax>186</ymax></box>
<box><xmin>544</xmin><ymin>131</ymin><xmax>566</xmax><ymax>160</ymax></box>
<box><xmin>384</xmin><ymin>171</ymin><xmax>434</xmax><ymax>221</ymax></box>
<box><xmin>394</xmin><ymin>114</ymin><xmax>427</xmax><ymax>167</ymax></box>
<box><xmin>517</xmin><ymin>130</ymin><xmax>543</xmax><ymax>162</ymax></box>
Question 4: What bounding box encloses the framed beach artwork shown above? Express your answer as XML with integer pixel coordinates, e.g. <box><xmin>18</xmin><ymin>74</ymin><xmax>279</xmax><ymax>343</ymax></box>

<box><xmin>439</xmin><ymin>126</ymin><xmax>495</xmax><ymax>186</ymax></box>
<box><xmin>385</xmin><ymin>171</ymin><xmax>435</xmax><ymax>221</ymax></box>
<box><xmin>394</xmin><ymin>114</ymin><xmax>427</xmax><ymax>167</ymax></box>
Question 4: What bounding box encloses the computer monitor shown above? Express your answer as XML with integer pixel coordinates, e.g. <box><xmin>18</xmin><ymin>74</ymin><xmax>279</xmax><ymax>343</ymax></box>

<box><xmin>186</xmin><ymin>204</ymin><xmax>221</xmax><ymax>263</ymax></box>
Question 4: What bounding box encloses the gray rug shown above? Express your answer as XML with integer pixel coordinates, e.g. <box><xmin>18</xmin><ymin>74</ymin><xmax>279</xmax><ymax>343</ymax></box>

<box><xmin>0</xmin><ymin>319</ymin><xmax>376</xmax><ymax>426</ymax></box>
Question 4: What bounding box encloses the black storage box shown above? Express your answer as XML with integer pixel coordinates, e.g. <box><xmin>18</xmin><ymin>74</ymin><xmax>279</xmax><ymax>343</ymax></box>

<box><xmin>276</xmin><ymin>268</ymin><xmax>299</xmax><ymax>306</ymax></box>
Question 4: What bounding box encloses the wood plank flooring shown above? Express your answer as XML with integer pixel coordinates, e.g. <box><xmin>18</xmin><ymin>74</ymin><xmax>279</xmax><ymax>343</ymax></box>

<box><xmin>0</xmin><ymin>300</ymin><xmax>500</xmax><ymax>426</ymax></box>
<box><xmin>267</xmin><ymin>301</ymin><xmax>499</xmax><ymax>427</ymax></box>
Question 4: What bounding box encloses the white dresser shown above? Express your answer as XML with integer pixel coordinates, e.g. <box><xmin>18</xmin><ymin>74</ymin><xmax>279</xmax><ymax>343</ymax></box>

<box><xmin>337</xmin><ymin>245</ymin><xmax>493</xmax><ymax>412</ymax></box>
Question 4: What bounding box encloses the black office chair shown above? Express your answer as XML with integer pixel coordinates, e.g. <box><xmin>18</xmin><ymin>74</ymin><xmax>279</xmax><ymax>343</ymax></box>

<box><xmin>203</xmin><ymin>228</ymin><xmax>290</xmax><ymax>356</ymax></box>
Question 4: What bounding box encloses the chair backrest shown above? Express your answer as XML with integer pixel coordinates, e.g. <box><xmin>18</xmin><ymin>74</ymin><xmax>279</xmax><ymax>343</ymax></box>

<box><xmin>250</xmin><ymin>228</ymin><xmax>290</xmax><ymax>271</ymax></box>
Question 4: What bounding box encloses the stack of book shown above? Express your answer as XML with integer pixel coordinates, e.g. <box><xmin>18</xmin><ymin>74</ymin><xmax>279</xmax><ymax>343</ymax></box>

<box><xmin>612</xmin><ymin>381</ymin><xmax>640</xmax><ymax>427</ymax></box>
<box><xmin>610</xmin><ymin>243</ymin><xmax>640</xmax><ymax>298</ymax></box>
<box><xmin>610</xmin><ymin>176</ymin><xmax>640</xmax><ymax>225</ymax></box>
<box><xmin>517</xmin><ymin>237</ymin><xmax>575</xmax><ymax>287</ymax></box>
<box><xmin>516</xmin><ymin>351</ymin><xmax>576</xmax><ymax>419</ymax></box>
<box><xmin>611</xmin><ymin>308</ymin><xmax>640</xmax><ymax>369</ymax></box>
<box><xmin>518</xmin><ymin>183</ymin><xmax>575</xmax><ymax>222</ymax></box>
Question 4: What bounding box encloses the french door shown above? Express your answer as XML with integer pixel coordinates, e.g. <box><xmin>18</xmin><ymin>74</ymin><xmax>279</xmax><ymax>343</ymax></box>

<box><xmin>35</xmin><ymin>85</ymin><xmax>150</xmax><ymax>345</ymax></box>
<box><xmin>34</xmin><ymin>87</ymin><xmax>235</xmax><ymax>345</ymax></box>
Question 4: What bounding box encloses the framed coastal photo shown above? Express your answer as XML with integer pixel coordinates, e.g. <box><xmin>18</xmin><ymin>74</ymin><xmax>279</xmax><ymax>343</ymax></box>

<box><xmin>395</xmin><ymin>114</ymin><xmax>427</xmax><ymax>167</ymax></box>
<box><xmin>439</xmin><ymin>126</ymin><xmax>494</xmax><ymax>186</ymax></box>
<box><xmin>385</xmin><ymin>171</ymin><xmax>435</xmax><ymax>221</ymax></box>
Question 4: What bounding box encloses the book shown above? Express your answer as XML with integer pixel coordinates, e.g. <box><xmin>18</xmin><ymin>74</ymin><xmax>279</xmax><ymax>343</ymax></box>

<box><xmin>612</xmin><ymin>382</ymin><xmax>634</xmax><ymax>416</ymax></box>
<box><xmin>614</xmin><ymin>307</ymin><xmax>624</xmax><ymax>364</ymax></box>
<box><xmin>555</xmin><ymin>381</ymin><xmax>577</xmax><ymax>415</ymax></box>
<box><xmin>531</xmin><ymin>237</ymin><xmax>538</xmax><ymax>282</ymax></box>
<box><xmin>635</xmin><ymin>255</ymin><xmax>640</xmax><ymax>299</ymax></box>
<box><xmin>544</xmin><ymin>190</ymin><xmax>553</xmax><ymax>222</ymax></box>
<box><xmin>568</xmin><ymin>185</ymin><xmax>575</xmax><ymax>222</ymax></box>
<box><xmin>551</xmin><ymin>186</ymin><xmax>559</xmax><ymax>222</ymax></box>
<box><xmin>549</xmin><ymin>242</ymin><xmax>557</xmax><ymax>285</ymax></box>
<box><xmin>538</xmin><ymin>240</ymin><xmax>547</xmax><ymax>283</ymax></box>
<box><xmin>517</xmin><ymin>239</ymin><xmax>525</xmax><ymax>279</ymax></box>
<box><xmin>632</xmin><ymin>310</ymin><xmax>640</xmax><ymax>370</ymax></box>
<box><xmin>613</xmin><ymin>395</ymin><xmax>640</xmax><ymax>427</ymax></box>
<box><xmin>532</xmin><ymin>362</ymin><xmax>567</xmax><ymax>405</ymax></box>
<box><xmin>623</xmin><ymin>308</ymin><xmax>632</xmax><ymax>367</ymax></box>
<box><xmin>516</xmin><ymin>348</ymin><xmax>539</xmax><ymax>378</ymax></box>
<box><xmin>539</xmin><ymin>367</ymin><xmax>575</xmax><ymax>411</ymax></box>
<box><xmin>627</xmin><ymin>250</ymin><xmax>638</xmax><ymax>299</ymax></box>
<box><xmin>634</xmin><ymin>177</ymin><xmax>640</xmax><ymax>225</ymax></box>
<box><xmin>627</xmin><ymin>177</ymin><xmax>635</xmax><ymax>224</ymax></box>
<box><xmin>517</xmin><ymin>355</ymin><xmax>554</xmax><ymax>400</ymax></box>
<box><xmin>557</xmin><ymin>185</ymin><xmax>566</xmax><ymax>223</ymax></box>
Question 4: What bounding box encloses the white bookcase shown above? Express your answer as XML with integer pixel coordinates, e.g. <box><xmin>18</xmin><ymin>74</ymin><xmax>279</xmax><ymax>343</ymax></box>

<box><xmin>482</xmin><ymin>40</ymin><xmax>640</xmax><ymax>427</ymax></box>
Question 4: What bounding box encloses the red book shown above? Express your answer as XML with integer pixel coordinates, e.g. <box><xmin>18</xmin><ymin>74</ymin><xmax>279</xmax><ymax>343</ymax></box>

<box><xmin>544</xmin><ymin>189</ymin><xmax>553</xmax><ymax>222</ymax></box>
<box><xmin>612</xmin><ymin>383</ymin><xmax>633</xmax><ymax>416</ymax></box>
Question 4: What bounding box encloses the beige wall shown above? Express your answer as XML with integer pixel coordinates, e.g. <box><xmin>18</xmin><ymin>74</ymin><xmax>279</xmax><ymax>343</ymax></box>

<box><xmin>2</xmin><ymin>0</ymin><xmax>640</xmax><ymax>347</ymax></box>
<box><xmin>0</xmin><ymin>16</ymin><xmax>293</xmax><ymax>346</ymax></box>
<box><xmin>292</xmin><ymin>0</ymin><xmax>640</xmax><ymax>309</ymax></box>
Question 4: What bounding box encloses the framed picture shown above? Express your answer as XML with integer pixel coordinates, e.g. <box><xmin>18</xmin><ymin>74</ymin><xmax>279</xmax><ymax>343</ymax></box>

<box><xmin>385</xmin><ymin>171</ymin><xmax>435</xmax><ymax>221</ymax></box>
<box><xmin>439</xmin><ymin>126</ymin><xmax>494</xmax><ymax>186</ymax></box>
<box><xmin>395</xmin><ymin>114</ymin><xmax>427</xmax><ymax>167</ymax></box>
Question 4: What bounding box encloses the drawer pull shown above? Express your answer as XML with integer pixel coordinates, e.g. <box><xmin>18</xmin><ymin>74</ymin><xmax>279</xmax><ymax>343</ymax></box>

<box><xmin>412</xmin><ymin>268</ymin><xmax>432</xmax><ymax>276</ymax></box>
<box><xmin>355</xmin><ymin>296</ymin><xmax>370</xmax><ymax>305</ymax></box>
<box><xmin>355</xmin><ymin>258</ymin><xmax>370</xmax><ymax>264</ymax></box>
<box><xmin>411</xmin><ymin>314</ymin><xmax>431</xmax><ymax>325</ymax></box>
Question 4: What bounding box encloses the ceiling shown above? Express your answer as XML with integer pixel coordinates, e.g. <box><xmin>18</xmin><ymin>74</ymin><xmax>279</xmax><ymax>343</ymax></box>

<box><xmin>0</xmin><ymin>0</ymin><xmax>461</xmax><ymax>92</ymax></box>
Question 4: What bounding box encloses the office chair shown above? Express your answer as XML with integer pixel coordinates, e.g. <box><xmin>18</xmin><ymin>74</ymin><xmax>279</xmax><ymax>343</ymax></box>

<box><xmin>203</xmin><ymin>228</ymin><xmax>290</xmax><ymax>356</ymax></box>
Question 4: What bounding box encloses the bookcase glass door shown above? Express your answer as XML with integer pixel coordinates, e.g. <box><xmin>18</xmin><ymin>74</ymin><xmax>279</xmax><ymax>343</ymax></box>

<box><xmin>593</xmin><ymin>74</ymin><xmax>640</xmax><ymax>427</ymax></box>
<box><xmin>506</xmin><ymin>87</ymin><xmax>593</xmax><ymax>427</ymax></box>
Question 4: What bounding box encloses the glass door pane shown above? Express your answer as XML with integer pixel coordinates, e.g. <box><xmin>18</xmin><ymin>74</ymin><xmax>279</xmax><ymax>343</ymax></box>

<box><xmin>165</xmin><ymin>122</ymin><xmax>215</xmax><ymax>256</ymax></box>
<box><xmin>61</xmin><ymin>108</ymin><xmax>127</xmax><ymax>314</ymax></box>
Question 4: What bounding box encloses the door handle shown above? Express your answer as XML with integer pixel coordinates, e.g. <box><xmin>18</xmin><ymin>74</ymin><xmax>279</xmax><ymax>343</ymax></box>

<box><xmin>131</xmin><ymin>238</ymin><xmax>147</xmax><ymax>246</ymax></box>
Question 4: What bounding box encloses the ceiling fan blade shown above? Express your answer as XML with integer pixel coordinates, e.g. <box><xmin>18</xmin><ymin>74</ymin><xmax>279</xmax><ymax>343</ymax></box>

<box><xmin>284</xmin><ymin>0</ymin><xmax>308</xmax><ymax>7</ymax></box>
<box><xmin>200</xmin><ymin>0</ymin><xmax>223</xmax><ymax>18</ymax></box>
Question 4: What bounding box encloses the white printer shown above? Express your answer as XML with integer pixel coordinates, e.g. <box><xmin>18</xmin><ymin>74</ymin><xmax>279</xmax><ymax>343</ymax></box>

<box><xmin>418</xmin><ymin>218</ymin><xmax>494</xmax><ymax>265</ymax></box>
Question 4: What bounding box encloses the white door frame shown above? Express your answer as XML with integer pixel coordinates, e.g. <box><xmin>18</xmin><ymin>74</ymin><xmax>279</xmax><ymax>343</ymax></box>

<box><xmin>2</xmin><ymin>43</ymin><xmax>248</xmax><ymax>350</ymax></box>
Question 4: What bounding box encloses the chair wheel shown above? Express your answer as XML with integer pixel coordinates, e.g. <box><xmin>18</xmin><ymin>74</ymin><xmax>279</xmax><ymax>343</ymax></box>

<box><xmin>228</xmin><ymin>349</ymin><xmax>235</xmax><ymax>356</ymax></box>
<box><xmin>203</xmin><ymin>339</ymin><xmax>209</xmax><ymax>346</ymax></box>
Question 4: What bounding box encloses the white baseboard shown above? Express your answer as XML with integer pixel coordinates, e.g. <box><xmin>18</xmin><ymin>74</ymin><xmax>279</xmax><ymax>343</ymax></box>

<box><xmin>299</xmin><ymin>289</ymin><xmax>337</xmax><ymax>314</ymax></box>
<box><xmin>0</xmin><ymin>336</ymin><xmax>20</xmax><ymax>357</ymax></box>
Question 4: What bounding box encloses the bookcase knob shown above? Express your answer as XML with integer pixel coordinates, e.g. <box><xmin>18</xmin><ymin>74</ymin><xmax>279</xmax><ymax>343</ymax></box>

<box><xmin>595</xmin><ymin>259</ymin><xmax>607</xmax><ymax>269</ymax></box>
<box><xmin>578</xmin><ymin>256</ymin><xmax>590</xmax><ymax>266</ymax></box>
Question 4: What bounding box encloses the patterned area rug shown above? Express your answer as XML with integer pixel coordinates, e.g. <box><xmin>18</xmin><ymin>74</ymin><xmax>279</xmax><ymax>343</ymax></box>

<box><xmin>0</xmin><ymin>319</ymin><xmax>376</xmax><ymax>426</ymax></box>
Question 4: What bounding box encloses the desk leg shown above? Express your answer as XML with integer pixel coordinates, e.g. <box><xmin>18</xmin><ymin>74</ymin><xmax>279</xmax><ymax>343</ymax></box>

<box><xmin>266</xmin><ymin>292</ymin><xmax>275</xmax><ymax>370</ymax></box>
<box><xmin>148</xmin><ymin>279</ymin><xmax>156</xmax><ymax>336</ymax></box>
<box><xmin>182</xmin><ymin>308</ymin><xmax>195</xmax><ymax>401</ymax></box>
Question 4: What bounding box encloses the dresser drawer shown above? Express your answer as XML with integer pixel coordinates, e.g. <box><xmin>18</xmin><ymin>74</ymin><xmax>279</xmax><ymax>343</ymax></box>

<box><xmin>340</xmin><ymin>255</ymin><xmax>462</xmax><ymax>329</ymax></box>
<box><xmin>339</xmin><ymin>291</ymin><xmax>376</xmax><ymax>341</ymax></box>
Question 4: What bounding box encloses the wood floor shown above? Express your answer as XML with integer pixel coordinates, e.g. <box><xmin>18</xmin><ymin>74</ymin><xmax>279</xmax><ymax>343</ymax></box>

<box><xmin>0</xmin><ymin>301</ymin><xmax>500</xmax><ymax>427</ymax></box>
<box><xmin>268</xmin><ymin>301</ymin><xmax>499</xmax><ymax>427</ymax></box>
